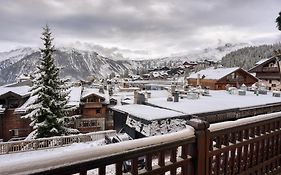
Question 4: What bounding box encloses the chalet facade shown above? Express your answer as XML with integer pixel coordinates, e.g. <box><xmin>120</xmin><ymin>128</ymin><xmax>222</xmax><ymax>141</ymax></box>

<box><xmin>0</xmin><ymin>86</ymin><xmax>32</xmax><ymax>141</ymax></box>
<box><xmin>187</xmin><ymin>67</ymin><xmax>258</xmax><ymax>90</ymax></box>
<box><xmin>77</xmin><ymin>87</ymin><xmax>113</xmax><ymax>133</ymax></box>
<box><xmin>249</xmin><ymin>56</ymin><xmax>281</xmax><ymax>91</ymax></box>
<box><xmin>0</xmin><ymin>85</ymin><xmax>115</xmax><ymax>142</ymax></box>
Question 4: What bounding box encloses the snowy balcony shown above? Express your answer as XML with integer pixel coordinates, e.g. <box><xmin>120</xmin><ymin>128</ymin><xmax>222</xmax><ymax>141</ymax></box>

<box><xmin>82</xmin><ymin>102</ymin><xmax>103</xmax><ymax>108</ymax></box>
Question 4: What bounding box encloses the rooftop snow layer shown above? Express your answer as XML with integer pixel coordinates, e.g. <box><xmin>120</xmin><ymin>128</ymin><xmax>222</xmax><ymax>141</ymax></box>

<box><xmin>67</xmin><ymin>86</ymin><xmax>82</xmax><ymax>107</ymax></box>
<box><xmin>82</xmin><ymin>87</ymin><xmax>110</xmax><ymax>104</ymax></box>
<box><xmin>146</xmin><ymin>90</ymin><xmax>281</xmax><ymax>115</ymax></box>
<box><xmin>15</xmin><ymin>95</ymin><xmax>37</xmax><ymax>113</ymax></box>
<box><xmin>112</xmin><ymin>104</ymin><xmax>185</xmax><ymax>120</ymax></box>
<box><xmin>188</xmin><ymin>67</ymin><xmax>240</xmax><ymax>80</ymax></box>
<box><xmin>256</xmin><ymin>58</ymin><xmax>270</xmax><ymax>65</ymax></box>
<box><xmin>0</xmin><ymin>86</ymin><xmax>31</xmax><ymax>97</ymax></box>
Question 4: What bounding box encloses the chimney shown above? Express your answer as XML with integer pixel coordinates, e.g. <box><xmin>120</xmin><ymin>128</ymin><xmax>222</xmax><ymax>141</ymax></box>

<box><xmin>197</xmin><ymin>74</ymin><xmax>200</xmax><ymax>86</ymax></box>
<box><xmin>134</xmin><ymin>90</ymin><xmax>138</xmax><ymax>104</ymax></box>
<box><xmin>99</xmin><ymin>85</ymin><xmax>104</xmax><ymax>94</ymax></box>
<box><xmin>171</xmin><ymin>84</ymin><xmax>176</xmax><ymax>95</ymax></box>
<box><xmin>136</xmin><ymin>93</ymin><xmax>145</xmax><ymax>104</ymax></box>
<box><xmin>174</xmin><ymin>92</ymin><xmax>179</xmax><ymax>102</ymax></box>
<box><xmin>147</xmin><ymin>92</ymin><xmax>151</xmax><ymax>98</ymax></box>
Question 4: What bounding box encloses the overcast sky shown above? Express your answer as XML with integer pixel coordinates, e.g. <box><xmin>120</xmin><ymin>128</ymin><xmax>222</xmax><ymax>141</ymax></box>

<box><xmin>0</xmin><ymin>0</ymin><xmax>281</xmax><ymax>58</ymax></box>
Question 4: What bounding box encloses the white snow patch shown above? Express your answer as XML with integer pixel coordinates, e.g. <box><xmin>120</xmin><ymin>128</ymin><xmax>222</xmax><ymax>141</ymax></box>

<box><xmin>188</xmin><ymin>67</ymin><xmax>240</xmax><ymax>80</ymax></box>
<box><xmin>113</xmin><ymin>104</ymin><xmax>184</xmax><ymax>121</ymax></box>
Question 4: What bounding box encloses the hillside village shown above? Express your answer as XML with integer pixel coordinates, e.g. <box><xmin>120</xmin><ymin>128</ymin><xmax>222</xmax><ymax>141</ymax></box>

<box><xmin>1</xmin><ymin>52</ymin><xmax>281</xmax><ymax>142</ymax></box>
<box><xmin>2</xmin><ymin>53</ymin><xmax>281</xmax><ymax>174</ymax></box>
<box><xmin>1</xmin><ymin>1</ymin><xmax>281</xmax><ymax>174</ymax></box>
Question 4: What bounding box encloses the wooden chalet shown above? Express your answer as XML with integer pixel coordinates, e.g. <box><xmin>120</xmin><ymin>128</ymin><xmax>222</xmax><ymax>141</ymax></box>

<box><xmin>0</xmin><ymin>85</ymin><xmax>116</xmax><ymax>142</ymax></box>
<box><xmin>249</xmin><ymin>56</ymin><xmax>281</xmax><ymax>90</ymax></box>
<box><xmin>78</xmin><ymin>87</ymin><xmax>113</xmax><ymax>133</ymax></box>
<box><xmin>0</xmin><ymin>86</ymin><xmax>32</xmax><ymax>141</ymax></box>
<box><xmin>187</xmin><ymin>67</ymin><xmax>258</xmax><ymax>90</ymax></box>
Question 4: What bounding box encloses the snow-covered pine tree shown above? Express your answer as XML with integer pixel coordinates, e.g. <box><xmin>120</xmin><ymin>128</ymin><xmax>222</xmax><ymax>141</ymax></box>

<box><xmin>23</xmin><ymin>25</ymin><xmax>78</xmax><ymax>139</ymax></box>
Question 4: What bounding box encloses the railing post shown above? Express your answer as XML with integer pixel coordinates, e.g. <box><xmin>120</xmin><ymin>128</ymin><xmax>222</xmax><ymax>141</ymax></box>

<box><xmin>188</xmin><ymin>118</ymin><xmax>210</xmax><ymax>175</ymax></box>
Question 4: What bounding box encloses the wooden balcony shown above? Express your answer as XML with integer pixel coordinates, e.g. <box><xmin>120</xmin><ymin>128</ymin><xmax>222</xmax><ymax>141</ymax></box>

<box><xmin>82</xmin><ymin>102</ymin><xmax>102</xmax><ymax>108</ymax></box>
<box><xmin>2</xmin><ymin>113</ymin><xmax>281</xmax><ymax>175</ymax></box>
<box><xmin>262</xmin><ymin>67</ymin><xmax>280</xmax><ymax>72</ymax></box>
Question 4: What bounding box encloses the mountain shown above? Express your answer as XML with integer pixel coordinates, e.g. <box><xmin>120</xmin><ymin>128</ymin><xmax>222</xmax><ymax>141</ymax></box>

<box><xmin>221</xmin><ymin>43</ymin><xmax>281</xmax><ymax>70</ymax></box>
<box><xmin>0</xmin><ymin>43</ymin><xmax>249</xmax><ymax>85</ymax></box>
<box><xmin>0</xmin><ymin>48</ymin><xmax>132</xmax><ymax>84</ymax></box>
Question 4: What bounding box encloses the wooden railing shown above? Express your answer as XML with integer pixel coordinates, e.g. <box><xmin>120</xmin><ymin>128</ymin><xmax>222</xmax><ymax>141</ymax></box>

<box><xmin>208</xmin><ymin>112</ymin><xmax>281</xmax><ymax>175</ymax></box>
<box><xmin>2</xmin><ymin>112</ymin><xmax>281</xmax><ymax>175</ymax></box>
<box><xmin>0</xmin><ymin>125</ymin><xmax>201</xmax><ymax>175</ymax></box>
<box><xmin>262</xmin><ymin>67</ymin><xmax>279</xmax><ymax>72</ymax></box>
<box><xmin>0</xmin><ymin>130</ymin><xmax>116</xmax><ymax>154</ymax></box>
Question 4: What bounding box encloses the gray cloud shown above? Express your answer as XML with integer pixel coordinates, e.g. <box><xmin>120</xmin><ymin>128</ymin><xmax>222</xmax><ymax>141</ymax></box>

<box><xmin>0</xmin><ymin>0</ymin><xmax>280</xmax><ymax>58</ymax></box>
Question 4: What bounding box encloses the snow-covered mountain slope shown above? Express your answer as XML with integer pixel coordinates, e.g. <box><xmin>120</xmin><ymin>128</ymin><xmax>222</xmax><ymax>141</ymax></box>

<box><xmin>0</xmin><ymin>43</ymin><xmax>248</xmax><ymax>85</ymax></box>
<box><xmin>130</xmin><ymin>42</ymin><xmax>249</xmax><ymax>69</ymax></box>
<box><xmin>0</xmin><ymin>48</ymin><xmax>132</xmax><ymax>84</ymax></box>
<box><xmin>0</xmin><ymin>48</ymin><xmax>35</xmax><ymax>70</ymax></box>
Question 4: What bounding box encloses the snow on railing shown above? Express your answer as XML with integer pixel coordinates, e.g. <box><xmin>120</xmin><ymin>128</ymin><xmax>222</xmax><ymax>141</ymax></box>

<box><xmin>0</xmin><ymin>130</ymin><xmax>116</xmax><ymax>154</ymax></box>
<box><xmin>0</xmin><ymin>127</ymin><xmax>195</xmax><ymax>175</ymax></box>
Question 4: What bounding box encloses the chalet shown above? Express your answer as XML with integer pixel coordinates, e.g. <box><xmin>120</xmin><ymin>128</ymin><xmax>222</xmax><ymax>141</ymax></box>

<box><xmin>78</xmin><ymin>87</ymin><xmax>113</xmax><ymax>133</ymax></box>
<box><xmin>0</xmin><ymin>86</ymin><xmax>32</xmax><ymax>141</ymax></box>
<box><xmin>248</xmin><ymin>56</ymin><xmax>281</xmax><ymax>90</ymax></box>
<box><xmin>0</xmin><ymin>85</ymin><xmax>116</xmax><ymax>141</ymax></box>
<box><xmin>187</xmin><ymin>67</ymin><xmax>258</xmax><ymax>90</ymax></box>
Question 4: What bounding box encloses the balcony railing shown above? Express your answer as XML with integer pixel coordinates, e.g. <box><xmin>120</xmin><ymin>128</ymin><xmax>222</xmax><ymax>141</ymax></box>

<box><xmin>2</xmin><ymin>112</ymin><xmax>281</xmax><ymax>175</ymax></box>
<box><xmin>0</xmin><ymin>130</ymin><xmax>116</xmax><ymax>154</ymax></box>
<box><xmin>262</xmin><ymin>67</ymin><xmax>279</xmax><ymax>72</ymax></box>
<box><xmin>83</xmin><ymin>102</ymin><xmax>102</xmax><ymax>108</ymax></box>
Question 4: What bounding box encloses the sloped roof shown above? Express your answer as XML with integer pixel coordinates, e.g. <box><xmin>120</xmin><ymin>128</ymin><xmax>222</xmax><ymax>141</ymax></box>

<box><xmin>248</xmin><ymin>56</ymin><xmax>277</xmax><ymax>73</ymax></box>
<box><xmin>67</xmin><ymin>86</ymin><xmax>82</xmax><ymax>107</ymax></box>
<box><xmin>14</xmin><ymin>95</ymin><xmax>37</xmax><ymax>114</ymax></box>
<box><xmin>188</xmin><ymin>67</ymin><xmax>240</xmax><ymax>80</ymax></box>
<box><xmin>81</xmin><ymin>87</ymin><xmax>110</xmax><ymax>104</ymax></box>
<box><xmin>256</xmin><ymin>58</ymin><xmax>270</xmax><ymax>65</ymax></box>
<box><xmin>15</xmin><ymin>86</ymin><xmax>83</xmax><ymax>114</ymax></box>
<box><xmin>0</xmin><ymin>86</ymin><xmax>31</xmax><ymax>98</ymax></box>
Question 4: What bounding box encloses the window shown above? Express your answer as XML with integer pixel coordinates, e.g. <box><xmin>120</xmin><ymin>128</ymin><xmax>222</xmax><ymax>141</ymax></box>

<box><xmin>78</xmin><ymin>119</ymin><xmax>103</xmax><ymax>128</ymax></box>
<box><xmin>96</xmin><ymin>109</ymin><xmax>101</xmax><ymax>114</ymax></box>
<box><xmin>272</xmin><ymin>84</ymin><xmax>276</xmax><ymax>87</ymax></box>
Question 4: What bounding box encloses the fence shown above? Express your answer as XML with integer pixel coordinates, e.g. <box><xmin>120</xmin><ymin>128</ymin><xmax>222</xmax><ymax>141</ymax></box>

<box><xmin>0</xmin><ymin>130</ymin><xmax>116</xmax><ymax>154</ymax></box>
<box><xmin>2</xmin><ymin>112</ymin><xmax>281</xmax><ymax>175</ymax></box>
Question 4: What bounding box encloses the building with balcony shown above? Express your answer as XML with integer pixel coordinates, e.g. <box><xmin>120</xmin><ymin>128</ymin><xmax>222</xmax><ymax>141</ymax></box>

<box><xmin>249</xmin><ymin>56</ymin><xmax>281</xmax><ymax>90</ymax></box>
<box><xmin>0</xmin><ymin>85</ymin><xmax>115</xmax><ymax>141</ymax></box>
<box><xmin>187</xmin><ymin>67</ymin><xmax>258</xmax><ymax>90</ymax></box>
<box><xmin>0</xmin><ymin>86</ymin><xmax>32</xmax><ymax>141</ymax></box>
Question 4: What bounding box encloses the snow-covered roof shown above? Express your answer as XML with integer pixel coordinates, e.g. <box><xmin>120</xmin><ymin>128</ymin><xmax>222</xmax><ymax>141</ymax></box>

<box><xmin>146</xmin><ymin>90</ymin><xmax>281</xmax><ymax>115</ymax></box>
<box><xmin>188</xmin><ymin>67</ymin><xmax>240</xmax><ymax>80</ymax></box>
<box><xmin>256</xmin><ymin>58</ymin><xmax>270</xmax><ymax>65</ymax></box>
<box><xmin>15</xmin><ymin>95</ymin><xmax>37</xmax><ymax>114</ymax></box>
<box><xmin>15</xmin><ymin>87</ymin><xmax>83</xmax><ymax>113</ymax></box>
<box><xmin>112</xmin><ymin>104</ymin><xmax>184</xmax><ymax>121</ymax></box>
<box><xmin>0</xmin><ymin>86</ymin><xmax>31</xmax><ymax>97</ymax></box>
<box><xmin>82</xmin><ymin>87</ymin><xmax>110</xmax><ymax>104</ymax></box>
<box><xmin>67</xmin><ymin>86</ymin><xmax>82</xmax><ymax>107</ymax></box>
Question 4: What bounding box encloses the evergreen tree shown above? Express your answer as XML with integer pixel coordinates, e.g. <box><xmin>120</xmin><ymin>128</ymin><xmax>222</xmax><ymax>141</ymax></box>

<box><xmin>276</xmin><ymin>11</ymin><xmax>281</xmax><ymax>31</ymax></box>
<box><xmin>23</xmin><ymin>25</ymin><xmax>77</xmax><ymax>139</ymax></box>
